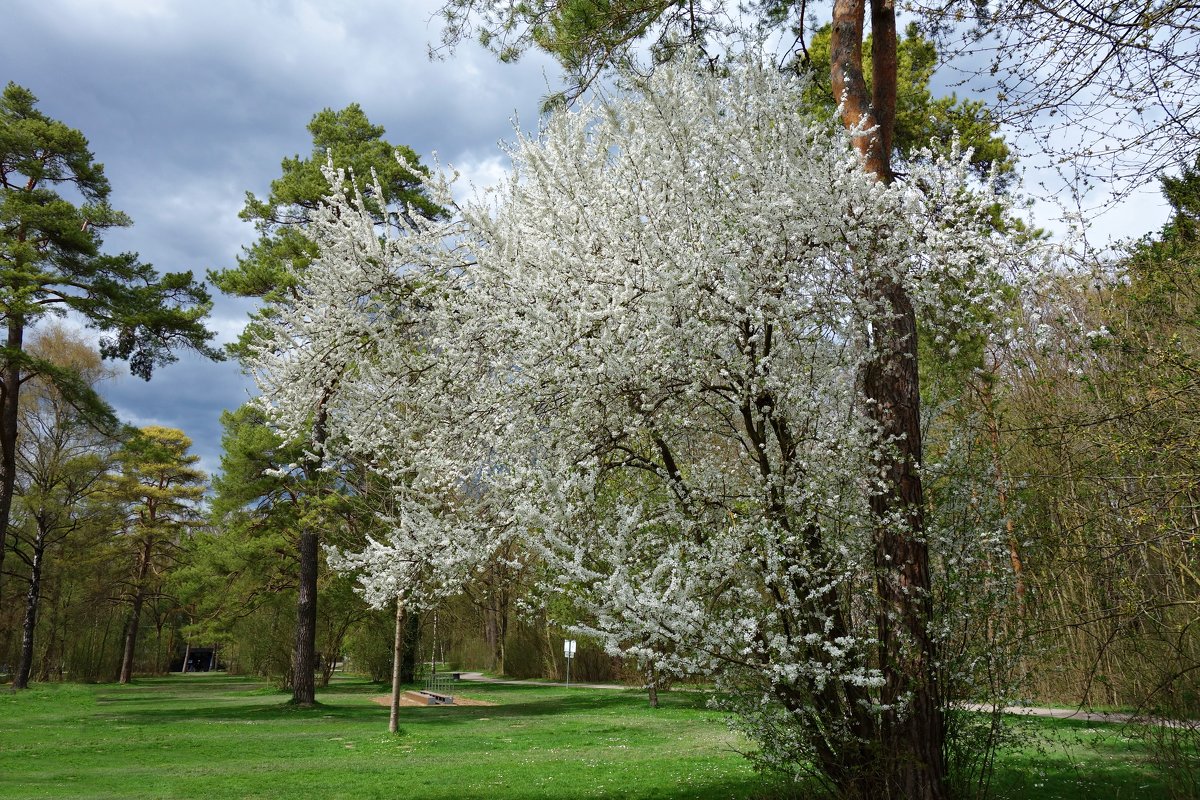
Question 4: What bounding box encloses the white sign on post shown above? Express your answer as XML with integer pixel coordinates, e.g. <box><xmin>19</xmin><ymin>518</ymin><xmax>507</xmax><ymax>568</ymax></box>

<box><xmin>564</xmin><ymin>639</ymin><xmax>577</xmax><ymax>687</ymax></box>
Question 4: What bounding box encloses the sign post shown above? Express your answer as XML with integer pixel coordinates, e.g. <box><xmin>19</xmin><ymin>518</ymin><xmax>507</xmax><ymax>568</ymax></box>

<box><xmin>563</xmin><ymin>639</ymin><xmax>577</xmax><ymax>688</ymax></box>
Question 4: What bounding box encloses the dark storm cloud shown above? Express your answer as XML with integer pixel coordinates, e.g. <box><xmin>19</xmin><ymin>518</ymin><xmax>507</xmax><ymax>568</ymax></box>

<box><xmin>101</xmin><ymin>354</ymin><xmax>253</xmax><ymax>480</ymax></box>
<box><xmin>1</xmin><ymin>0</ymin><xmax>559</xmax><ymax>478</ymax></box>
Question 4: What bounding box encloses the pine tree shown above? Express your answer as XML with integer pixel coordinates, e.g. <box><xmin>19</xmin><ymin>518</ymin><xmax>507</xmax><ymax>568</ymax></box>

<box><xmin>0</xmin><ymin>82</ymin><xmax>219</xmax><ymax>596</ymax></box>
<box><xmin>210</xmin><ymin>103</ymin><xmax>442</xmax><ymax>706</ymax></box>
<box><xmin>109</xmin><ymin>426</ymin><xmax>205</xmax><ymax>684</ymax></box>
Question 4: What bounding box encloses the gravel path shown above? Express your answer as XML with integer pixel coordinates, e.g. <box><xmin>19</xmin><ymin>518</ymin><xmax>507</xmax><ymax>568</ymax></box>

<box><xmin>457</xmin><ymin>671</ymin><xmax>626</xmax><ymax>691</ymax></box>
<box><xmin>458</xmin><ymin>672</ymin><xmax>1181</xmax><ymax>726</ymax></box>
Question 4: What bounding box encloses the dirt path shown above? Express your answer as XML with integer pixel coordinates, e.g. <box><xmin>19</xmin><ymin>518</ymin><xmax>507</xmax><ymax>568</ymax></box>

<box><xmin>370</xmin><ymin>689</ymin><xmax>496</xmax><ymax>708</ymax></box>
<box><xmin>457</xmin><ymin>671</ymin><xmax>626</xmax><ymax>690</ymax></box>
<box><xmin>961</xmin><ymin>703</ymin><xmax>1182</xmax><ymax>726</ymax></box>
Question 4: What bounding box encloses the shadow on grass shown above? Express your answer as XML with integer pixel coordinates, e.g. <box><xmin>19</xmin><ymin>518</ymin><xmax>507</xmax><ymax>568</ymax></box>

<box><xmin>94</xmin><ymin>674</ymin><xmax>270</xmax><ymax>697</ymax></box>
<box><xmin>378</xmin><ymin>693</ymin><xmax>720</xmax><ymax>736</ymax></box>
<box><xmin>93</xmin><ymin>682</ymin><xmax>714</xmax><ymax>731</ymax></box>
<box><xmin>319</xmin><ymin>677</ymin><xmax>391</xmax><ymax>695</ymax></box>
<box><xmin>93</xmin><ymin>699</ymin><xmax>387</xmax><ymax>725</ymax></box>
<box><xmin>985</xmin><ymin>717</ymin><xmax>1170</xmax><ymax>800</ymax></box>
<box><xmin>79</xmin><ymin>672</ymin><xmax>725</xmax><ymax>742</ymax></box>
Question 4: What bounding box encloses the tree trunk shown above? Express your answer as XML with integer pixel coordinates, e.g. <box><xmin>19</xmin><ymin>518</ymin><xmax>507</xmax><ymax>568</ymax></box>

<box><xmin>94</xmin><ymin>612</ymin><xmax>113</xmax><ymax>683</ymax></box>
<box><xmin>485</xmin><ymin>603</ymin><xmax>508</xmax><ymax>675</ymax></box>
<box><xmin>0</xmin><ymin>319</ymin><xmax>24</xmax><ymax>599</ymax></box>
<box><xmin>496</xmin><ymin>606</ymin><xmax>508</xmax><ymax>676</ymax></box>
<box><xmin>13</xmin><ymin>528</ymin><xmax>47</xmax><ymax>690</ymax></box>
<box><xmin>978</xmin><ymin>376</ymin><xmax>1025</xmax><ymax>603</ymax></box>
<box><xmin>863</xmin><ymin>278</ymin><xmax>946</xmax><ymax>800</ymax></box>
<box><xmin>118</xmin><ymin>594</ymin><xmax>147</xmax><ymax>684</ymax></box>
<box><xmin>35</xmin><ymin>582</ymin><xmax>62</xmax><ymax>682</ymax></box>
<box><xmin>542</xmin><ymin>619</ymin><xmax>559</xmax><ymax>680</ymax></box>
<box><xmin>485</xmin><ymin>607</ymin><xmax>498</xmax><ymax>670</ymax></box>
<box><xmin>119</xmin><ymin>536</ymin><xmax>154</xmax><ymax>684</ymax></box>
<box><xmin>291</xmin><ymin>401</ymin><xmax>328</xmax><ymax>706</ymax></box>
<box><xmin>292</xmin><ymin>526</ymin><xmax>318</xmax><ymax>705</ymax></box>
<box><xmin>153</xmin><ymin>619</ymin><xmax>164</xmax><ymax>675</ymax></box>
<box><xmin>829</xmin><ymin>1</ymin><xmax>947</xmax><ymax>796</ymax></box>
<box><xmin>389</xmin><ymin>597</ymin><xmax>405</xmax><ymax>733</ymax></box>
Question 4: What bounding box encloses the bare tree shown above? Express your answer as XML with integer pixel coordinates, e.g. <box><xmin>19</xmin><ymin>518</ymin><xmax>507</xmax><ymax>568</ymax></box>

<box><xmin>912</xmin><ymin>0</ymin><xmax>1200</xmax><ymax>198</ymax></box>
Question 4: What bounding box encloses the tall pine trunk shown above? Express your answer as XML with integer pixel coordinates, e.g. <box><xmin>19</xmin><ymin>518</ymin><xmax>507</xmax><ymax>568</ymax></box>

<box><xmin>826</xmin><ymin>0</ymin><xmax>947</xmax><ymax>796</ymax></box>
<box><xmin>291</xmin><ymin>526</ymin><xmax>318</xmax><ymax>705</ymax></box>
<box><xmin>0</xmin><ymin>319</ymin><xmax>24</xmax><ymax>599</ymax></box>
<box><xmin>291</xmin><ymin>402</ymin><xmax>327</xmax><ymax>706</ymax></box>
<box><xmin>863</xmin><ymin>277</ymin><xmax>946</xmax><ymax>799</ymax></box>
<box><xmin>119</xmin><ymin>535</ymin><xmax>154</xmax><ymax>684</ymax></box>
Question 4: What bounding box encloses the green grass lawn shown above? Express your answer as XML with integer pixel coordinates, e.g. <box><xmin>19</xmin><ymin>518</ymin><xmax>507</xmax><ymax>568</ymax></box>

<box><xmin>0</xmin><ymin>674</ymin><xmax>1176</xmax><ymax>799</ymax></box>
<box><xmin>989</xmin><ymin>718</ymin><xmax>1173</xmax><ymax>800</ymax></box>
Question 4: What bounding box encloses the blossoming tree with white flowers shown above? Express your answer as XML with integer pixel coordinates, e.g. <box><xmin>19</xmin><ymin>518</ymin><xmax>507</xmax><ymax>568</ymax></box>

<box><xmin>251</xmin><ymin>57</ymin><xmax>1032</xmax><ymax>798</ymax></box>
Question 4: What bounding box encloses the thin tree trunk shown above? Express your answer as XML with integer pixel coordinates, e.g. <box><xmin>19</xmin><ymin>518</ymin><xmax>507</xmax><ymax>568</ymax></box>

<box><xmin>542</xmin><ymin>618</ymin><xmax>559</xmax><ymax>680</ymax></box>
<box><xmin>978</xmin><ymin>376</ymin><xmax>1025</xmax><ymax>602</ymax></box>
<box><xmin>118</xmin><ymin>594</ymin><xmax>146</xmax><ymax>683</ymax></box>
<box><xmin>13</xmin><ymin>528</ymin><xmax>47</xmax><ymax>690</ymax></box>
<box><xmin>119</xmin><ymin>536</ymin><xmax>154</xmax><ymax>684</ymax></box>
<box><xmin>0</xmin><ymin>319</ymin><xmax>24</xmax><ymax>599</ymax></box>
<box><xmin>646</xmin><ymin>668</ymin><xmax>659</xmax><ymax>709</ymax></box>
<box><xmin>94</xmin><ymin>612</ymin><xmax>113</xmax><ymax>683</ymax></box>
<box><xmin>389</xmin><ymin>596</ymin><xmax>405</xmax><ymax>733</ymax></box>
<box><xmin>154</xmin><ymin>620</ymin><xmax>164</xmax><ymax>675</ymax></box>
<box><xmin>35</xmin><ymin>582</ymin><xmax>61</xmax><ymax>682</ymax></box>
<box><xmin>485</xmin><ymin>606</ymin><xmax>499</xmax><ymax>671</ymax></box>
<box><xmin>292</xmin><ymin>526</ymin><xmax>318</xmax><ymax>705</ymax></box>
<box><xmin>496</xmin><ymin>603</ymin><xmax>508</xmax><ymax>676</ymax></box>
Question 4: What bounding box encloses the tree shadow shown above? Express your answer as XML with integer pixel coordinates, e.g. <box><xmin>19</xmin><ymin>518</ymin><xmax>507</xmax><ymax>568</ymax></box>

<box><xmin>88</xmin><ymin>677</ymin><xmax>715</xmax><ymax>730</ymax></box>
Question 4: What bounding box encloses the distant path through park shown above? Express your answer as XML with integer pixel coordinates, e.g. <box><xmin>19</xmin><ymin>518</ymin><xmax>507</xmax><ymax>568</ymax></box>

<box><xmin>457</xmin><ymin>671</ymin><xmax>624</xmax><ymax>691</ymax></box>
<box><xmin>458</xmin><ymin>672</ymin><xmax>1180</xmax><ymax>726</ymax></box>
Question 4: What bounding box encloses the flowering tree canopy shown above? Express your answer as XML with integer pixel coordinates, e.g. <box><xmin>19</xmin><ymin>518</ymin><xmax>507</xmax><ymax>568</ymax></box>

<box><xmin>251</xmin><ymin>55</ymin><xmax>1032</xmax><ymax>791</ymax></box>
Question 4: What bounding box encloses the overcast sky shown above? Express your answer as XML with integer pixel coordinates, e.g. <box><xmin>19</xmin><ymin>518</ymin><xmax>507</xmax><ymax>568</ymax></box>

<box><xmin>2</xmin><ymin>0</ymin><xmax>561</xmax><ymax>478</ymax></box>
<box><xmin>2</xmin><ymin>0</ymin><xmax>1174</xmax><ymax>481</ymax></box>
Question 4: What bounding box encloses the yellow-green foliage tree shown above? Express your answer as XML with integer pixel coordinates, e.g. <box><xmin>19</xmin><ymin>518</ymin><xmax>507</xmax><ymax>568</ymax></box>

<box><xmin>109</xmin><ymin>426</ymin><xmax>205</xmax><ymax>683</ymax></box>
<box><xmin>9</xmin><ymin>326</ymin><xmax>119</xmax><ymax>690</ymax></box>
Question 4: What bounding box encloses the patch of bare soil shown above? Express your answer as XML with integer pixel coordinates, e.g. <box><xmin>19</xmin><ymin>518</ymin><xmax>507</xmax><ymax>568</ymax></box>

<box><xmin>371</xmin><ymin>690</ymin><xmax>496</xmax><ymax>708</ymax></box>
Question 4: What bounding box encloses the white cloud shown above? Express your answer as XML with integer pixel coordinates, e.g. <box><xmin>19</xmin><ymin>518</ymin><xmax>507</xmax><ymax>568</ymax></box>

<box><xmin>448</xmin><ymin>152</ymin><xmax>511</xmax><ymax>205</ymax></box>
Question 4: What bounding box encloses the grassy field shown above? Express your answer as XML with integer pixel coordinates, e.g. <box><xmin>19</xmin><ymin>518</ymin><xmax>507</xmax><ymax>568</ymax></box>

<box><xmin>0</xmin><ymin>674</ymin><xmax>1174</xmax><ymax>799</ymax></box>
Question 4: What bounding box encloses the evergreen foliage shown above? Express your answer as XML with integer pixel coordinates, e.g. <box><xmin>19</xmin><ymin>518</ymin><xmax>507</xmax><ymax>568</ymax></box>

<box><xmin>0</xmin><ymin>82</ymin><xmax>218</xmax><ymax>601</ymax></box>
<box><xmin>108</xmin><ymin>426</ymin><xmax>206</xmax><ymax>683</ymax></box>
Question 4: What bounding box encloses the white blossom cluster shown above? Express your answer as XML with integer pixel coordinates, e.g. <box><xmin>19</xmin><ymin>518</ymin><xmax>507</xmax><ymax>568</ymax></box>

<box><xmin>250</xmin><ymin>54</ymin><xmax>1030</xmax><ymax>748</ymax></box>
